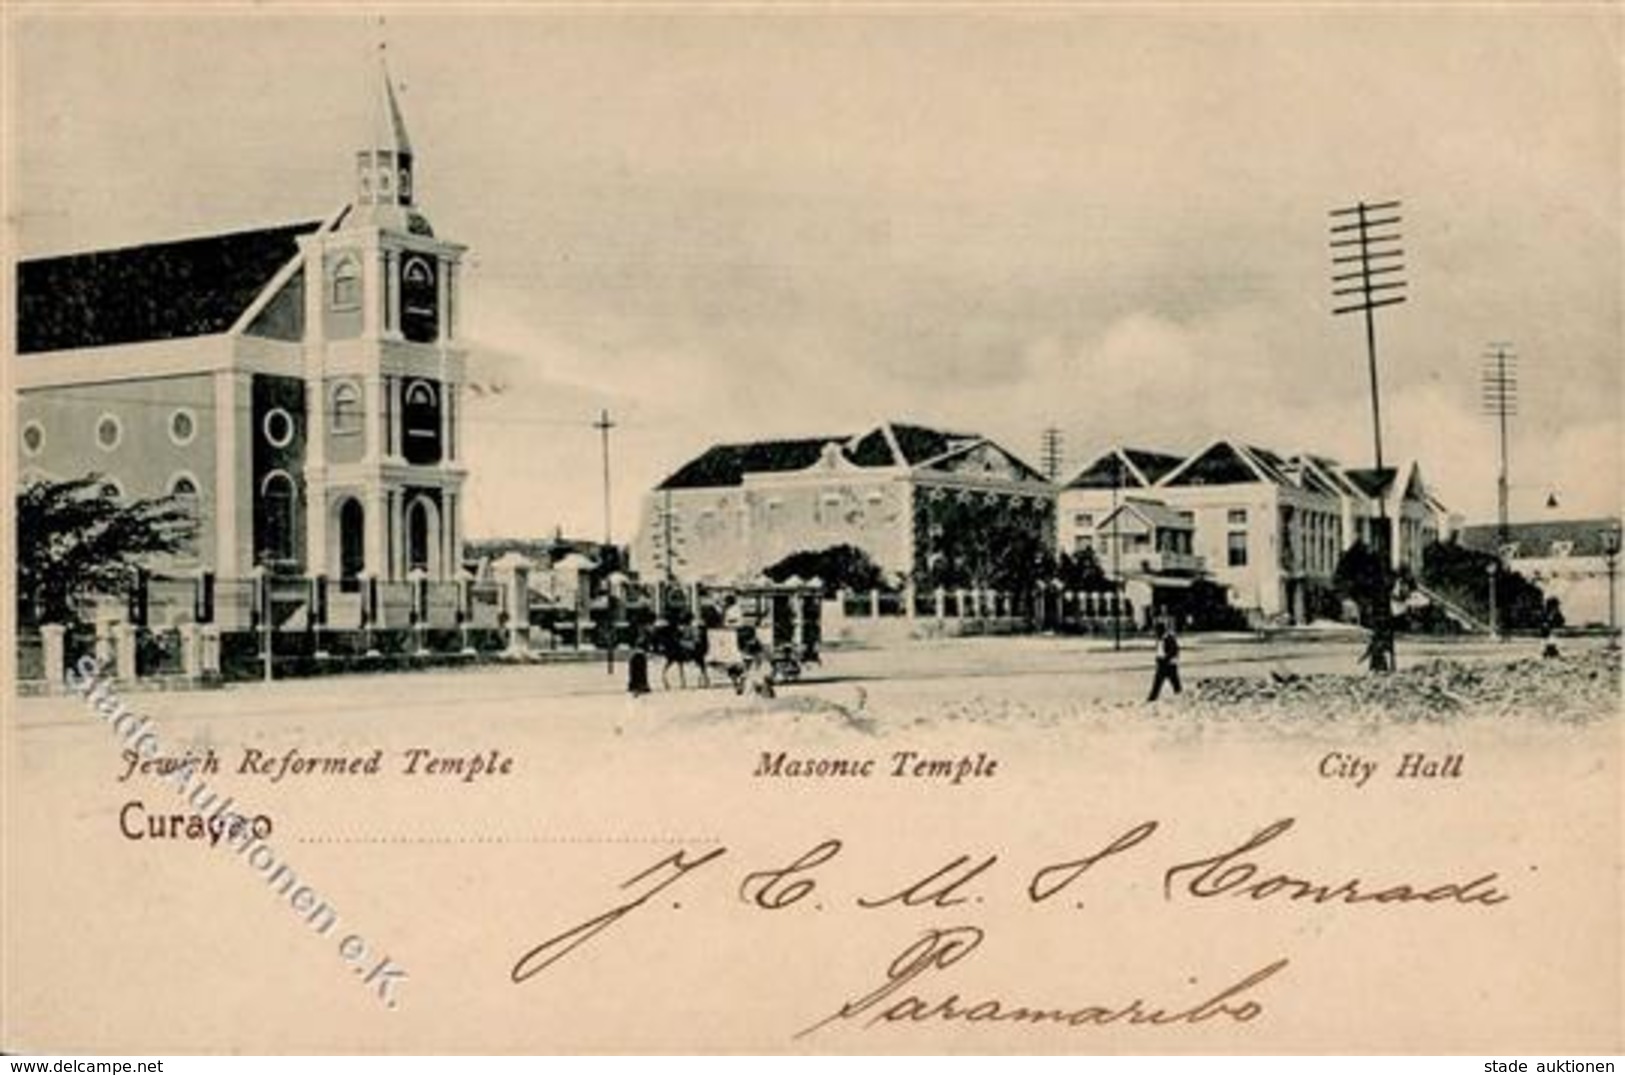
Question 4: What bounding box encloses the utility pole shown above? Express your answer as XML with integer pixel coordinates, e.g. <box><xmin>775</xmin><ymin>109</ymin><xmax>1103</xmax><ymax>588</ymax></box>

<box><xmin>593</xmin><ymin>408</ymin><xmax>616</xmax><ymax>673</ymax></box>
<box><xmin>1040</xmin><ymin>427</ymin><xmax>1064</xmax><ymax>482</ymax></box>
<box><xmin>1481</xmin><ymin>343</ymin><xmax>1517</xmax><ymax>642</ymax></box>
<box><xmin>594</xmin><ymin>408</ymin><xmax>615</xmax><ymax>548</ymax></box>
<box><xmin>1481</xmin><ymin>343</ymin><xmax>1517</xmax><ymax>548</ymax></box>
<box><xmin>1331</xmin><ymin>199</ymin><xmax>1408</xmax><ymax>671</ymax></box>
<box><xmin>1111</xmin><ymin>449</ymin><xmax>1122</xmax><ymax>653</ymax></box>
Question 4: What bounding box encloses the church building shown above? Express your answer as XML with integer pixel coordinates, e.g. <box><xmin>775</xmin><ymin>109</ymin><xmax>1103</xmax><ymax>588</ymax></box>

<box><xmin>16</xmin><ymin>58</ymin><xmax>468</xmax><ymax>593</ymax></box>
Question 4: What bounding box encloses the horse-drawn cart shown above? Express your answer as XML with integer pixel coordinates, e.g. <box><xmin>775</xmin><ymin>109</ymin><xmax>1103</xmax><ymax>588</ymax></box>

<box><xmin>654</xmin><ymin>580</ymin><xmax>823</xmax><ymax>695</ymax></box>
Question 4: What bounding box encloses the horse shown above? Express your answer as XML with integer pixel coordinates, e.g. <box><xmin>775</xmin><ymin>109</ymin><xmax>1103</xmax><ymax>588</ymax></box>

<box><xmin>651</xmin><ymin>621</ymin><xmax>709</xmax><ymax>689</ymax></box>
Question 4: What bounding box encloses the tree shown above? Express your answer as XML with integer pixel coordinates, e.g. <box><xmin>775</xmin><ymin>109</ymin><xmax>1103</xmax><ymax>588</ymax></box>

<box><xmin>1334</xmin><ymin>540</ymin><xmax>1396</xmax><ymax>671</ymax></box>
<box><xmin>1057</xmin><ymin>548</ymin><xmax>1110</xmax><ymax>591</ymax></box>
<box><xmin>17</xmin><ymin>475</ymin><xmax>196</xmax><ymax>627</ymax></box>
<box><xmin>1419</xmin><ymin>539</ymin><xmax>1550</xmax><ymax>632</ymax></box>
<box><xmin>1333</xmin><ymin>540</ymin><xmax>1389</xmax><ymax>625</ymax></box>
<box><xmin>763</xmin><ymin>544</ymin><xmax>886</xmax><ymax>596</ymax></box>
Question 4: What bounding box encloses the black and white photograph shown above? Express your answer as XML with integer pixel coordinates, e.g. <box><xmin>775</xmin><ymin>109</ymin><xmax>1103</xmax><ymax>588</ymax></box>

<box><xmin>3</xmin><ymin>2</ymin><xmax>1620</xmax><ymax>1059</ymax></box>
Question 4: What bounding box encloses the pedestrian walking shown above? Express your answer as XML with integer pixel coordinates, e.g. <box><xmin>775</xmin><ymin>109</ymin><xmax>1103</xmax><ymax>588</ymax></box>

<box><xmin>1147</xmin><ymin>622</ymin><xmax>1182</xmax><ymax>701</ymax></box>
<box><xmin>627</xmin><ymin>629</ymin><xmax>651</xmax><ymax>696</ymax></box>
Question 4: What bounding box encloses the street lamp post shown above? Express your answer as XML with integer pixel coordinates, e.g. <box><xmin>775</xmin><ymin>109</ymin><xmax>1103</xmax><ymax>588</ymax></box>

<box><xmin>1602</xmin><ymin>527</ymin><xmax>1621</xmax><ymax>651</ymax></box>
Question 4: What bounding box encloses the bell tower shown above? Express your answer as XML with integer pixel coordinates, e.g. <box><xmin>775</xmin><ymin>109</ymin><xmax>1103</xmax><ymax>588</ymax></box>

<box><xmin>296</xmin><ymin>45</ymin><xmax>468</xmax><ymax>586</ymax></box>
<box><xmin>354</xmin><ymin>51</ymin><xmax>420</xmax><ymax>231</ymax></box>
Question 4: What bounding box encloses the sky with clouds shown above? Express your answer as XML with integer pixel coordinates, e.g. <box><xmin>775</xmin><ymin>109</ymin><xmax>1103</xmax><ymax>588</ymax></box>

<box><xmin>10</xmin><ymin>6</ymin><xmax>1620</xmax><ymax>542</ymax></box>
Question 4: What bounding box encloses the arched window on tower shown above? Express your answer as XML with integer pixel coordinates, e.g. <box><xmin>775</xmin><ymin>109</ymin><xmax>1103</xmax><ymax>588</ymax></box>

<box><xmin>331</xmin><ymin>257</ymin><xmax>360</xmax><ymax>310</ymax></box>
<box><xmin>331</xmin><ymin>382</ymin><xmax>362</xmax><ymax>435</ymax></box>
<box><xmin>402</xmin><ymin>380</ymin><xmax>442</xmax><ymax>465</ymax></box>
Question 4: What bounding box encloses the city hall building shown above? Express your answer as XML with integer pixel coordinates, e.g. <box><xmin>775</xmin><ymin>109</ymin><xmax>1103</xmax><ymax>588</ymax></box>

<box><xmin>16</xmin><ymin>61</ymin><xmax>468</xmax><ymax>589</ymax></box>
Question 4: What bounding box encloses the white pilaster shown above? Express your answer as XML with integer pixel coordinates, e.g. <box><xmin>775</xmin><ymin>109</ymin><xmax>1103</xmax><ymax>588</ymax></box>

<box><xmin>366</xmin><ymin>484</ymin><xmax>387</xmax><ymax>581</ymax></box>
<box><xmin>384</xmin><ymin>248</ymin><xmax>402</xmax><ymax>338</ymax></box>
<box><xmin>213</xmin><ymin>370</ymin><xmax>241</xmax><ymax>575</ymax></box>
<box><xmin>361</xmin><ymin>238</ymin><xmax>381</xmax><ymax>338</ymax></box>
<box><xmin>390</xmin><ymin>375</ymin><xmax>405</xmax><ymax>460</ymax></box>
<box><xmin>436</xmin><ymin>256</ymin><xmax>450</xmax><ymax>344</ymax></box>
<box><xmin>364</xmin><ymin>372</ymin><xmax>384</xmax><ymax>464</ymax></box>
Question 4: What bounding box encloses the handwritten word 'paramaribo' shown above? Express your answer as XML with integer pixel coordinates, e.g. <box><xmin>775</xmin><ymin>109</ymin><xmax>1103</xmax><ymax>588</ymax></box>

<box><xmin>798</xmin><ymin>926</ymin><xmax>1290</xmax><ymax>1038</ymax></box>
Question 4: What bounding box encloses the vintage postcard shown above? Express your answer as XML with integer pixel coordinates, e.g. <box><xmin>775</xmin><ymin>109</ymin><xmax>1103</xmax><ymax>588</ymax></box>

<box><xmin>3</xmin><ymin>2</ymin><xmax>1621</xmax><ymax>1056</ymax></box>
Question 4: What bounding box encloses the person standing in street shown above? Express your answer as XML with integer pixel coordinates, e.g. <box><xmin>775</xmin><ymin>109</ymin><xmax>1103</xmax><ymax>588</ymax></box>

<box><xmin>1147</xmin><ymin>621</ymin><xmax>1182</xmax><ymax>701</ymax></box>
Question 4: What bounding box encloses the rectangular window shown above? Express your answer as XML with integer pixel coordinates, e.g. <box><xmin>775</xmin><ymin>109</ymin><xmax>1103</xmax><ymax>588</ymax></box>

<box><xmin>1074</xmin><ymin>535</ymin><xmax>1095</xmax><ymax>553</ymax></box>
<box><xmin>1227</xmin><ymin>508</ymin><xmax>1248</xmax><ymax>525</ymax></box>
<box><xmin>1227</xmin><ymin>531</ymin><xmax>1248</xmax><ymax>567</ymax></box>
<box><xmin>1074</xmin><ymin>512</ymin><xmax>1093</xmax><ymax>529</ymax></box>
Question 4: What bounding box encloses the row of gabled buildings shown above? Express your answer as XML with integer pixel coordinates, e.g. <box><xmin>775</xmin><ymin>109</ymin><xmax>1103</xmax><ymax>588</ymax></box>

<box><xmin>632</xmin><ymin>422</ymin><xmax>1449</xmax><ymax>625</ymax></box>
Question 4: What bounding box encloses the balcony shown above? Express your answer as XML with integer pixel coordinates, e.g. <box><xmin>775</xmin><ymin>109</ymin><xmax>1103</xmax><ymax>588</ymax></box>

<box><xmin>1129</xmin><ymin>550</ymin><xmax>1205</xmax><ymax>575</ymax></box>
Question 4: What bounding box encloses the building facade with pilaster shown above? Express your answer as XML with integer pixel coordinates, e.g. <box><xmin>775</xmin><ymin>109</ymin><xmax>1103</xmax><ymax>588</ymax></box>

<box><xmin>16</xmin><ymin>59</ymin><xmax>468</xmax><ymax>590</ymax></box>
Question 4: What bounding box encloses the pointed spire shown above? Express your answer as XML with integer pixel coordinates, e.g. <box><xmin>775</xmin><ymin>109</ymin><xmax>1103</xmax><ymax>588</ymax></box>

<box><xmin>354</xmin><ymin>25</ymin><xmax>418</xmax><ymax>217</ymax></box>
<box><xmin>373</xmin><ymin>45</ymin><xmax>413</xmax><ymax>157</ymax></box>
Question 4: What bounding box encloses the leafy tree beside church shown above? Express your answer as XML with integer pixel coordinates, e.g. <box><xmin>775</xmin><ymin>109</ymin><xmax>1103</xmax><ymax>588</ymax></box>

<box><xmin>16</xmin><ymin>476</ymin><xmax>195</xmax><ymax>627</ymax></box>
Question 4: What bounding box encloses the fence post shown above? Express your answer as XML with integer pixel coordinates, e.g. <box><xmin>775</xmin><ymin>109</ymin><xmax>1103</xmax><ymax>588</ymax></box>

<box><xmin>41</xmin><ymin>624</ymin><xmax>66</xmax><ymax>692</ymax></box>
<box><xmin>499</xmin><ymin>560</ymin><xmax>532</xmax><ymax>656</ymax></box>
<box><xmin>194</xmin><ymin>570</ymin><xmax>215</xmax><ymax>625</ymax></box>
<box><xmin>459</xmin><ymin>577</ymin><xmax>475</xmax><ymax>655</ymax></box>
<box><xmin>113</xmin><ymin>621</ymin><xmax>138</xmax><ymax>683</ymax></box>
<box><xmin>934</xmin><ymin>587</ymin><xmax>945</xmax><ymax>621</ymax></box>
<box><xmin>409</xmin><ymin>568</ymin><xmax>429</xmax><ymax>654</ymax></box>
<box><xmin>361</xmin><ymin>573</ymin><xmax>380</xmax><ymax>657</ymax></box>
<box><xmin>199</xmin><ymin>624</ymin><xmax>221</xmax><ymax>680</ymax></box>
<box><xmin>179</xmin><ymin>622</ymin><xmax>202</xmax><ymax>682</ymax></box>
<box><xmin>311</xmin><ymin>574</ymin><xmax>329</xmax><ymax>658</ymax></box>
<box><xmin>250</xmin><ymin>565</ymin><xmax>272</xmax><ymax>683</ymax></box>
<box><xmin>868</xmin><ymin>588</ymin><xmax>880</xmax><ymax>618</ymax></box>
<box><xmin>903</xmin><ymin>580</ymin><xmax>917</xmax><ymax>620</ymax></box>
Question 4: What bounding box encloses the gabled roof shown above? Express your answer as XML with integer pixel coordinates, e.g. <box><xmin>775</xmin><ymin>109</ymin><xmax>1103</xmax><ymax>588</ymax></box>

<box><xmin>17</xmin><ymin>220</ymin><xmax>322</xmax><ymax>353</ymax></box>
<box><xmin>890</xmin><ymin>423</ymin><xmax>977</xmax><ymax>465</ymax></box>
<box><xmin>1343</xmin><ymin>467</ymin><xmax>1398</xmax><ymax>498</ymax></box>
<box><xmin>1065</xmin><ymin>446</ymin><xmax>1182</xmax><ymax>489</ymax></box>
<box><xmin>1100</xmin><ymin>498</ymin><xmax>1195</xmax><ymax>532</ymax></box>
<box><xmin>657</xmin><ymin>420</ymin><xmax>1039</xmax><ymax>491</ymax></box>
<box><xmin>1161</xmin><ymin>440</ymin><xmax>1293</xmax><ymax>488</ymax></box>
<box><xmin>1124</xmin><ymin>448</ymin><xmax>1185</xmax><ymax>485</ymax></box>
<box><xmin>1456</xmin><ymin>519</ymin><xmax>1621</xmax><ymax>559</ymax></box>
<box><xmin>657</xmin><ymin>437</ymin><xmax>848</xmax><ymax>490</ymax></box>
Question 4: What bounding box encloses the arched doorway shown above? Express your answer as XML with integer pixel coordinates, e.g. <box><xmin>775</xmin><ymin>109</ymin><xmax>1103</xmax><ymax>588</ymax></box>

<box><xmin>405</xmin><ymin>496</ymin><xmax>441</xmax><ymax>578</ymax></box>
<box><xmin>336</xmin><ymin>498</ymin><xmax>365</xmax><ymax>586</ymax></box>
<box><xmin>257</xmin><ymin>471</ymin><xmax>299</xmax><ymax>568</ymax></box>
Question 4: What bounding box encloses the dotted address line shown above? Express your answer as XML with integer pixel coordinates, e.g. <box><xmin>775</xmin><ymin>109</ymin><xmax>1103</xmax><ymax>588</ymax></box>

<box><xmin>296</xmin><ymin>835</ymin><xmax>722</xmax><ymax>845</ymax></box>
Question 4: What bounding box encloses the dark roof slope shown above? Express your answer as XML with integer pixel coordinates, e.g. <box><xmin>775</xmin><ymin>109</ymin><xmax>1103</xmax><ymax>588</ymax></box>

<box><xmin>1066</xmin><ymin>447</ymin><xmax>1180</xmax><ymax>489</ymax></box>
<box><xmin>1457</xmin><ymin>519</ymin><xmax>1621</xmax><ymax>558</ymax></box>
<box><xmin>1164</xmin><ymin>442</ymin><xmax>1263</xmax><ymax>487</ymax></box>
<box><xmin>1067</xmin><ymin>452</ymin><xmax>1136</xmax><ymax>490</ymax></box>
<box><xmin>1343</xmin><ymin>467</ymin><xmax>1397</xmax><ymax>498</ymax></box>
<box><xmin>891</xmin><ymin>423</ymin><xmax>974</xmax><ymax>465</ymax></box>
<box><xmin>18</xmin><ymin>220</ymin><xmax>322</xmax><ymax>353</ymax></box>
<box><xmin>658</xmin><ymin>437</ymin><xmax>845</xmax><ymax>490</ymax></box>
<box><xmin>1123</xmin><ymin>448</ymin><xmax>1184</xmax><ymax>485</ymax></box>
<box><xmin>846</xmin><ymin>428</ymin><xmax>897</xmax><ymax>467</ymax></box>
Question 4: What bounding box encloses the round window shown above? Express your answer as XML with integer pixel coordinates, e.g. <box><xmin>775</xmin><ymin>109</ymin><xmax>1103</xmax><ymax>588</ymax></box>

<box><xmin>21</xmin><ymin>421</ymin><xmax>44</xmax><ymax>456</ymax></box>
<box><xmin>263</xmin><ymin>408</ymin><xmax>295</xmax><ymax>448</ymax></box>
<box><xmin>96</xmin><ymin>414</ymin><xmax>122</xmax><ymax>451</ymax></box>
<box><xmin>170</xmin><ymin>409</ymin><xmax>197</xmax><ymax>446</ymax></box>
